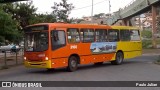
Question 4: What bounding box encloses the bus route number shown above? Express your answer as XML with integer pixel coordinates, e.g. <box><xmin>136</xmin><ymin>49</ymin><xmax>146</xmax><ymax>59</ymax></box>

<box><xmin>70</xmin><ymin>45</ymin><xmax>77</xmax><ymax>49</ymax></box>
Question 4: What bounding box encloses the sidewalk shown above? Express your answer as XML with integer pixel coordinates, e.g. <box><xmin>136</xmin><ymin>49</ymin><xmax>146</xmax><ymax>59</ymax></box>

<box><xmin>142</xmin><ymin>49</ymin><xmax>160</xmax><ymax>56</ymax></box>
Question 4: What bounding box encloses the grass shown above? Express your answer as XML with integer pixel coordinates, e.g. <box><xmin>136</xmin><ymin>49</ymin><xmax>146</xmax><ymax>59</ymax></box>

<box><xmin>142</xmin><ymin>38</ymin><xmax>160</xmax><ymax>49</ymax></box>
<box><xmin>142</xmin><ymin>40</ymin><xmax>152</xmax><ymax>49</ymax></box>
<box><xmin>157</xmin><ymin>38</ymin><xmax>160</xmax><ymax>44</ymax></box>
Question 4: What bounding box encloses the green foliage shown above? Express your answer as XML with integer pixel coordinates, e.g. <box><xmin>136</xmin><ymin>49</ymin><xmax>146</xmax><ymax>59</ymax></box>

<box><xmin>30</xmin><ymin>13</ymin><xmax>56</xmax><ymax>24</ymax></box>
<box><xmin>3</xmin><ymin>2</ymin><xmax>58</xmax><ymax>27</ymax></box>
<box><xmin>1</xmin><ymin>1</ymin><xmax>51</xmax><ymax>44</ymax></box>
<box><xmin>51</xmin><ymin>0</ymin><xmax>74</xmax><ymax>22</ymax></box>
<box><xmin>0</xmin><ymin>9</ymin><xmax>19</xmax><ymax>43</ymax></box>
<box><xmin>141</xmin><ymin>30</ymin><xmax>152</xmax><ymax>38</ymax></box>
<box><xmin>142</xmin><ymin>40</ymin><xmax>152</xmax><ymax>49</ymax></box>
<box><xmin>0</xmin><ymin>0</ymin><xmax>75</xmax><ymax>44</ymax></box>
<box><xmin>2</xmin><ymin>1</ymin><xmax>37</xmax><ymax>28</ymax></box>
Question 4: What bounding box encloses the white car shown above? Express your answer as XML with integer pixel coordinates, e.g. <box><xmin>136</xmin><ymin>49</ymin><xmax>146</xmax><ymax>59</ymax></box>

<box><xmin>0</xmin><ymin>45</ymin><xmax>19</xmax><ymax>53</ymax></box>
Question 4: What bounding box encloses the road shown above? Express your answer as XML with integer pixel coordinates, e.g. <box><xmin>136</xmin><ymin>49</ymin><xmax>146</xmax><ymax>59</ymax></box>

<box><xmin>0</xmin><ymin>55</ymin><xmax>160</xmax><ymax>90</ymax></box>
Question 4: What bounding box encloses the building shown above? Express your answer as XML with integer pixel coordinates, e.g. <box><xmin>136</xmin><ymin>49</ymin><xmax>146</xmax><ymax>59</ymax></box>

<box><xmin>135</xmin><ymin>13</ymin><xmax>153</xmax><ymax>30</ymax></box>
<box><xmin>79</xmin><ymin>13</ymin><xmax>111</xmax><ymax>25</ymax></box>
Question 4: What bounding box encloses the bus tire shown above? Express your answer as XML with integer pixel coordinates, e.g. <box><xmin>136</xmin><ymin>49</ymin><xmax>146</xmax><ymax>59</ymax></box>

<box><xmin>111</xmin><ymin>52</ymin><xmax>124</xmax><ymax>65</ymax></box>
<box><xmin>94</xmin><ymin>62</ymin><xmax>103</xmax><ymax>65</ymax></box>
<box><xmin>67</xmin><ymin>56</ymin><xmax>78</xmax><ymax>72</ymax></box>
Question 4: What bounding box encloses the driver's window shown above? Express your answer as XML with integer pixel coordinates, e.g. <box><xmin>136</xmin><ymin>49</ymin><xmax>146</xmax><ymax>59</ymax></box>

<box><xmin>51</xmin><ymin>30</ymin><xmax>66</xmax><ymax>50</ymax></box>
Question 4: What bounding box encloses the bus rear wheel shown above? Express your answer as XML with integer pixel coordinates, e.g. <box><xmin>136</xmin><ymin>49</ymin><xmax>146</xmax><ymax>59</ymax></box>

<box><xmin>67</xmin><ymin>56</ymin><xmax>78</xmax><ymax>72</ymax></box>
<box><xmin>111</xmin><ymin>52</ymin><xmax>123</xmax><ymax>65</ymax></box>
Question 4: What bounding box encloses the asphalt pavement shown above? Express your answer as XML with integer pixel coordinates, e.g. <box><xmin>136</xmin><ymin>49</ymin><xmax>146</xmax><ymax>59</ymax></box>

<box><xmin>0</xmin><ymin>49</ymin><xmax>160</xmax><ymax>90</ymax></box>
<box><xmin>0</xmin><ymin>54</ymin><xmax>160</xmax><ymax>90</ymax></box>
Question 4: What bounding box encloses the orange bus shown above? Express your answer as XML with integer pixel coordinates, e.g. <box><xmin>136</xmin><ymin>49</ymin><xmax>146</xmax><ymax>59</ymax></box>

<box><xmin>24</xmin><ymin>23</ymin><xmax>142</xmax><ymax>71</ymax></box>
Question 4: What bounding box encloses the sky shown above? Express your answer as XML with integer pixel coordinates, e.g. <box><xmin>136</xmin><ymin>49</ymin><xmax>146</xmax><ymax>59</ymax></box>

<box><xmin>29</xmin><ymin>0</ymin><xmax>133</xmax><ymax>19</ymax></box>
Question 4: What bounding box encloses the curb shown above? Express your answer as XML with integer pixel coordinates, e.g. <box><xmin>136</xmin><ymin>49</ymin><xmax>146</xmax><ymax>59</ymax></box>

<box><xmin>142</xmin><ymin>54</ymin><xmax>160</xmax><ymax>56</ymax></box>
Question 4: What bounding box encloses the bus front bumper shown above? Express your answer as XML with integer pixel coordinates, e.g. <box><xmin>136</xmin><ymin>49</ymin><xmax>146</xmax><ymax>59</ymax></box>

<box><xmin>24</xmin><ymin>60</ymin><xmax>51</xmax><ymax>69</ymax></box>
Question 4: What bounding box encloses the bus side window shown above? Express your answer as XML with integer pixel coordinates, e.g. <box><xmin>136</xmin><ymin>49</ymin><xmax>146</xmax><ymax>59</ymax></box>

<box><xmin>67</xmin><ymin>28</ymin><xmax>80</xmax><ymax>43</ymax></box>
<box><xmin>108</xmin><ymin>29</ymin><xmax>119</xmax><ymax>42</ymax></box>
<box><xmin>130</xmin><ymin>30</ymin><xmax>140</xmax><ymax>41</ymax></box>
<box><xmin>120</xmin><ymin>30</ymin><xmax>130</xmax><ymax>41</ymax></box>
<box><xmin>95</xmin><ymin>29</ymin><xmax>107</xmax><ymax>42</ymax></box>
<box><xmin>80</xmin><ymin>29</ymin><xmax>94</xmax><ymax>43</ymax></box>
<box><xmin>51</xmin><ymin>30</ymin><xmax>66</xmax><ymax>50</ymax></box>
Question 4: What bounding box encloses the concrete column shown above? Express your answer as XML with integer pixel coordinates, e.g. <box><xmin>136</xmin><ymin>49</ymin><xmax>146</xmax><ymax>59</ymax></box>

<box><xmin>152</xmin><ymin>5</ymin><xmax>157</xmax><ymax>48</ymax></box>
<box><xmin>126</xmin><ymin>20</ymin><xmax>130</xmax><ymax>26</ymax></box>
<box><xmin>122</xmin><ymin>19</ymin><xmax>129</xmax><ymax>26</ymax></box>
<box><xmin>122</xmin><ymin>18</ymin><xmax>133</xmax><ymax>26</ymax></box>
<box><xmin>139</xmin><ymin>15</ymin><xmax>141</xmax><ymax>29</ymax></box>
<box><xmin>122</xmin><ymin>19</ymin><xmax>126</xmax><ymax>26</ymax></box>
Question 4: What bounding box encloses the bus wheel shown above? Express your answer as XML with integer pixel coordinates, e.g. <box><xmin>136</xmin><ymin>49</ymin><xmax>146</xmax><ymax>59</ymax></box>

<box><xmin>67</xmin><ymin>56</ymin><xmax>78</xmax><ymax>72</ymax></box>
<box><xmin>111</xmin><ymin>52</ymin><xmax>124</xmax><ymax>65</ymax></box>
<box><xmin>94</xmin><ymin>62</ymin><xmax>103</xmax><ymax>65</ymax></box>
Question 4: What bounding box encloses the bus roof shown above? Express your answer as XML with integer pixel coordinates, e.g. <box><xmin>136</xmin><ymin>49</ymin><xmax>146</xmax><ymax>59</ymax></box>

<box><xmin>111</xmin><ymin>26</ymin><xmax>139</xmax><ymax>30</ymax></box>
<box><xmin>26</xmin><ymin>23</ymin><xmax>112</xmax><ymax>29</ymax></box>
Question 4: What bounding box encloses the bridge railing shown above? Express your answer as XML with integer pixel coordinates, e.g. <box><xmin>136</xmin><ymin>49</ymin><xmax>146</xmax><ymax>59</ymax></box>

<box><xmin>120</xmin><ymin>0</ymin><xmax>149</xmax><ymax>18</ymax></box>
<box><xmin>122</xmin><ymin>0</ymin><xmax>136</xmax><ymax>10</ymax></box>
<box><xmin>106</xmin><ymin>0</ymin><xmax>137</xmax><ymax>25</ymax></box>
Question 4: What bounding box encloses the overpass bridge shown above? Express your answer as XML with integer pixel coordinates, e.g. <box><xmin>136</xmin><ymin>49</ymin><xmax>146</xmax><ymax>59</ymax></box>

<box><xmin>107</xmin><ymin>0</ymin><xmax>160</xmax><ymax>48</ymax></box>
<box><xmin>107</xmin><ymin>0</ymin><xmax>160</xmax><ymax>25</ymax></box>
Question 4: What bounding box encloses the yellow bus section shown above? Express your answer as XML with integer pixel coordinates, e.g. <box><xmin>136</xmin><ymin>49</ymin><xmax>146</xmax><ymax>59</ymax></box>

<box><xmin>24</xmin><ymin>60</ymin><xmax>51</xmax><ymax>68</ymax></box>
<box><xmin>111</xmin><ymin>26</ymin><xmax>142</xmax><ymax>60</ymax></box>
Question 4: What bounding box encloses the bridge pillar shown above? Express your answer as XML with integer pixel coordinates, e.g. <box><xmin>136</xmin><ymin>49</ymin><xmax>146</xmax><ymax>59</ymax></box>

<box><xmin>122</xmin><ymin>18</ymin><xmax>135</xmax><ymax>26</ymax></box>
<box><xmin>122</xmin><ymin>19</ymin><xmax>130</xmax><ymax>26</ymax></box>
<box><xmin>152</xmin><ymin>5</ymin><xmax>157</xmax><ymax>48</ymax></box>
<box><xmin>122</xmin><ymin>19</ymin><xmax>127</xmax><ymax>26</ymax></box>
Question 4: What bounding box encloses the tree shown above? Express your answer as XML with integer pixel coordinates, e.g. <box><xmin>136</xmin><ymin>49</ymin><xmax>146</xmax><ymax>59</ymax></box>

<box><xmin>30</xmin><ymin>13</ymin><xmax>56</xmax><ymax>24</ymax></box>
<box><xmin>1</xmin><ymin>2</ymin><xmax>37</xmax><ymax>44</ymax></box>
<box><xmin>141</xmin><ymin>30</ymin><xmax>152</xmax><ymax>38</ymax></box>
<box><xmin>0</xmin><ymin>1</ymin><xmax>56</xmax><ymax>44</ymax></box>
<box><xmin>2</xmin><ymin>1</ymin><xmax>37</xmax><ymax>29</ymax></box>
<box><xmin>51</xmin><ymin>0</ymin><xmax>74</xmax><ymax>22</ymax></box>
<box><xmin>0</xmin><ymin>8</ymin><xmax>21</xmax><ymax>44</ymax></box>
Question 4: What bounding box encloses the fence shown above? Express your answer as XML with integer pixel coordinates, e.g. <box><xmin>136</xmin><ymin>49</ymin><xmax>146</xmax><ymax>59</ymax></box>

<box><xmin>0</xmin><ymin>48</ymin><xmax>24</xmax><ymax>69</ymax></box>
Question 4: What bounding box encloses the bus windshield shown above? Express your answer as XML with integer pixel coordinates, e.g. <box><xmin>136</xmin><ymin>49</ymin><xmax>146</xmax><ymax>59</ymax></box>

<box><xmin>25</xmin><ymin>32</ymin><xmax>48</xmax><ymax>52</ymax></box>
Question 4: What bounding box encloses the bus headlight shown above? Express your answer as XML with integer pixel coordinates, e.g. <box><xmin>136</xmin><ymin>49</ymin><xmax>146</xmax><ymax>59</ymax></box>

<box><xmin>24</xmin><ymin>57</ymin><xmax>27</xmax><ymax>60</ymax></box>
<box><xmin>45</xmin><ymin>57</ymin><xmax>49</xmax><ymax>61</ymax></box>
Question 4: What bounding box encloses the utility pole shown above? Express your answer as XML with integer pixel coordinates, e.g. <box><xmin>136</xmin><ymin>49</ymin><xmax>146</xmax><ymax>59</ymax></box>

<box><xmin>152</xmin><ymin>5</ymin><xmax>157</xmax><ymax>48</ymax></box>
<box><xmin>91</xmin><ymin>0</ymin><xmax>93</xmax><ymax>23</ymax></box>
